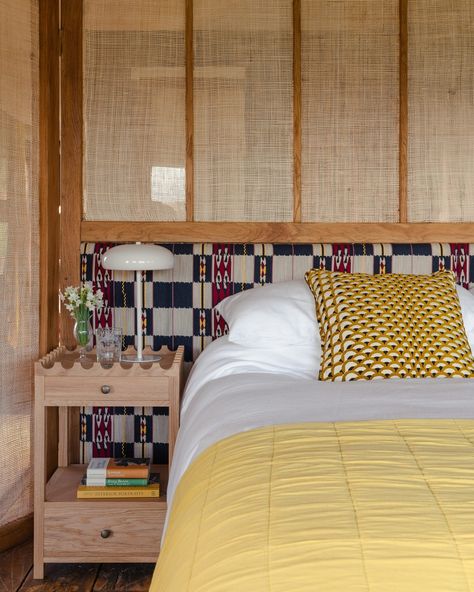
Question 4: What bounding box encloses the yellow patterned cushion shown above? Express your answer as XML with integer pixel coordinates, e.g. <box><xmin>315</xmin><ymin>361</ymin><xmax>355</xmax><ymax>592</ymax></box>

<box><xmin>305</xmin><ymin>269</ymin><xmax>474</xmax><ymax>381</ymax></box>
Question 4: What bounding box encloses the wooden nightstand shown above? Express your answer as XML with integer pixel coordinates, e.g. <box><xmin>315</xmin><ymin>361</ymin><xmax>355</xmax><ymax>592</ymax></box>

<box><xmin>33</xmin><ymin>345</ymin><xmax>184</xmax><ymax>580</ymax></box>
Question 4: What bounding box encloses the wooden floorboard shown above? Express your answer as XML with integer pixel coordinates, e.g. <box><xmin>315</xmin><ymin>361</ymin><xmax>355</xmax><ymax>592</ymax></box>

<box><xmin>93</xmin><ymin>564</ymin><xmax>154</xmax><ymax>591</ymax></box>
<box><xmin>0</xmin><ymin>540</ymin><xmax>33</xmax><ymax>592</ymax></box>
<box><xmin>18</xmin><ymin>563</ymin><xmax>98</xmax><ymax>592</ymax></box>
<box><xmin>0</xmin><ymin>539</ymin><xmax>154</xmax><ymax>592</ymax></box>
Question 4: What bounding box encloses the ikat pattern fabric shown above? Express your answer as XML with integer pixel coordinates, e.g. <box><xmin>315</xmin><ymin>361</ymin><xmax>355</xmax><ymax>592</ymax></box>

<box><xmin>79</xmin><ymin>242</ymin><xmax>474</xmax><ymax>462</ymax></box>
<box><xmin>305</xmin><ymin>269</ymin><xmax>474</xmax><ymax>381</ymax></box>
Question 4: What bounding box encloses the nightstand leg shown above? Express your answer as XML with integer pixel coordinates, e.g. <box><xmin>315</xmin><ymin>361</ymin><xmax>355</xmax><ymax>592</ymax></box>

<box><xmin>168</xmin><ymin>377</ymin><xmax>179</xmax><ymax>465</ymax></box>
<box><xmin>58</xmin><ymin>406</ymin><xmax>70</xmax><ymax>466</ymax></box>
<box><xmin>34</xmin><ymin>376</ymin><xmax>46</xmax><ymax>580</ymax></box>
<box><xmin>33</xmin><ymin>560</ymin><xmax>44</xmax><ymax>580</ymax></box>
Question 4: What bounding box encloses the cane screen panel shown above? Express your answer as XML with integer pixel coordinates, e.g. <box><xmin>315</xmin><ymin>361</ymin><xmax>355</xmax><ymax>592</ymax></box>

<box><xmin>408</xmin><ymin>0</ymin><xmax>474</xmax><ymax>222</ymax></box>
<box><xmin>83</xmin><ymin>0</ymin><xmax>186</xmax><ymax>221</ymax></box>
<box><xmin>301</xmin><ymin>0</ymin><xmax>399</xmax><ymax>222</ymax></box>
<box><xmin>0</xmin><ymin>0</ymin><xmax>38</xmax><ymax>527</ymax></box>
<box><xmin>193</xmin><ymin>0</ymin><xmax>293</xmax><ymax>221</ymax></box>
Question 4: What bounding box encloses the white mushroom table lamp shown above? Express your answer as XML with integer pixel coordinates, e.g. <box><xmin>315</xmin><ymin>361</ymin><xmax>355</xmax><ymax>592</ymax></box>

<box><xmin>102</xmin><ymin>243</ymin><xmax>174</xmax><ymax>362</ymax></box>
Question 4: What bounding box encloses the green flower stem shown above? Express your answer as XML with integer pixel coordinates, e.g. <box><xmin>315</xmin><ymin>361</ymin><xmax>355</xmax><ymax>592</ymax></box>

<box><xmin>74</xmin><ymin>304</ymin><xmax>92</xmax><ymax>347</ymax></box>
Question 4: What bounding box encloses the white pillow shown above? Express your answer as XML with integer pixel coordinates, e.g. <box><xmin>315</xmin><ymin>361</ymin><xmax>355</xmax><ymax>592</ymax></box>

<box><xmin>456</xmin><ymin>284</ymin><xmax>474</xmax><ymax>354</ymax></box>
<box><xmin>215</xmin><ymin>280</ymin><xmax>320</xmax><ymax>348</ymax></box>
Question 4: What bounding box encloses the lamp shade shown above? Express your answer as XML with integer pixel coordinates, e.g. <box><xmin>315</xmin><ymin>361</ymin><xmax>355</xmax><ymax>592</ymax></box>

<box><xmin>101</xmin><ymin>243</ymin><xmax>174</xmax><ymax>271</ymax></box>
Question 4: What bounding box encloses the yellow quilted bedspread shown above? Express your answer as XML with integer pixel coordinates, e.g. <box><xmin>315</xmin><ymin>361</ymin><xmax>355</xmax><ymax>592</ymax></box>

<box><xmin>150</xmin><ymin>420</ymin><xmax>474</xmax><ymax>591</ymax></box>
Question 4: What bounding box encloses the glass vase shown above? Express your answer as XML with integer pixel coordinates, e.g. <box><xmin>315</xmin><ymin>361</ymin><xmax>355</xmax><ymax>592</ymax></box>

<box><xmin>73</xmin><ymin>317</ymin><xmax>93</xmax><ymax>359</ymax></box>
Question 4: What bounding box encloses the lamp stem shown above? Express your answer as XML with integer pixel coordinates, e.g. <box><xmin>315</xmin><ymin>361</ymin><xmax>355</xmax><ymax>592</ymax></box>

<box><xmin>136</xmin><ymin>270</ymin><xmax>143</xmax><ymax>361</ymax></box>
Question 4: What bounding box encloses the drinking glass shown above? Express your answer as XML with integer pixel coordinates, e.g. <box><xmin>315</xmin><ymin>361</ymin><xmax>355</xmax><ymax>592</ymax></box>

<box><xmin>96</xmin><ymin>327</ymin><xmax>122</xmax><ymax>367</ymax></box>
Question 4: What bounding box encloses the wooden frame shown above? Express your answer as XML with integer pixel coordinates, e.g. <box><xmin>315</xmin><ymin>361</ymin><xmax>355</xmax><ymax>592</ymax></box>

<box><xmin>39</xmin><ymin>0</ymin><xmax>61</xmax><ymax>356</ymax></box>
<box><xmin>39</xmin><ymin>0</ymin><xmax>61</xmax><ymax>499</ymax></box>
<box><xmin>81</xmin><ymin>221</ymin><xmax>474</xmax><ymax>244</ymax></box>
<box><xmin>49</xmin><ymin>0</ymin><xmax>473</xmax><ymax>293</ymax></box>
<box><xmin>58</xmin><ymin>0</ymin><xmax>474</xmax><ymax>245</ymax></box>
<box><xmin>185</xmin><ymin>0</ymin><xmax>194</xmax><ymax>222</ymax></box>
<box><xmin>399</xmin><ymin>0</ymin><xmax>408</xmax><ymax>224</ymax></box>
<box><xmin>60</xmin><ymin>0</ymin><xmax>83</xmax><ymax>347</ymax></box>
<box><xmin>293</xmin><ymin>0</ymin><xmax>302</xmax><ymax>223</ymax></box>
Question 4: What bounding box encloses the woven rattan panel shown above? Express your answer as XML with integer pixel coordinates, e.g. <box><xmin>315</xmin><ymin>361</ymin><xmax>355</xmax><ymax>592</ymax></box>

<box><xmin>301</xmin><ymin>0</ymin><xmax>399</xmax><ymax>222</ymax></box>
<box><xmin>408</xmin><ymin>1</ymin><xmax>474</xmax><ymax>222</ymax></box>
<box><xmin>193</xmin><ymin>0</ymin><xmax>293</xmax><ymax>221</ymax></box>
<box><xmin>0</xmin><ymin>0</ymin><xmax>38</xmax><ymax>527</ymax></box>
<box><xmin>83</xmin><ymin>0</ymin><xmax>186</xmax><ymax>221</ymax></box>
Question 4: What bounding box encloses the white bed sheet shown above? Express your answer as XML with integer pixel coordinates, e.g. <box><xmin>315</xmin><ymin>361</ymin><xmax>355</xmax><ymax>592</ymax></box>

<box><xmin>166</xmin><ymin>336</ymin><xmax>474</xmax><ymax>532</ymax></box>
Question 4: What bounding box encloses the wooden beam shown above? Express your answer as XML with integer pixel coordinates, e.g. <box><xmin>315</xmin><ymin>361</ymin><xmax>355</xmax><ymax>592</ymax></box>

<box><xmin>185</xmin><ymin>0</ymin><xmax>194</xmax><ymax>221</ymax></box>
<box><xmin>39</xmin><ymin>0</ymin><xmax>60</xmax><ymax>356</ymax></box>
<box><xmin>81</xmin><ymin>221</ymin><xmax>474</xmax><ymax>244</ymax></box>
<box><xmin>0</xmin><ymin>514</ymin><xmax>33</xmax><ymax>554</ymax></box>
<box><xmin>60</xmin><ymin>0</ymin><xmax>83</xmax><ymax>347</ymax></box>
<box><xmin>39</xmin><ymin>0</ymin><xmax>60</xmax><ymax>491</ymax></box>
<box><xmin>293</xmin><ymin>0</ymin><xmax>302</xmax><ymax>222</ymax></box>
<box><xmin>399</xmin><ymin>0</ymin><xmax>408</xmax><ymax>223</ymax></box>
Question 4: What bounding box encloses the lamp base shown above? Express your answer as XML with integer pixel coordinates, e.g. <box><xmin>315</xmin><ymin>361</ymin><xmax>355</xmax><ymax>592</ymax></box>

<box><xmin>120</xmin><ymin>353</ymin><xmax>162</xmax><ymax>363</ymax></box>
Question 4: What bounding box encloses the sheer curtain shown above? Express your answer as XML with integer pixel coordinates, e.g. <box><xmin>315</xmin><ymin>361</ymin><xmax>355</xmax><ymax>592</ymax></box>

<box><xmin>0</xmin><ymin>0</ymin><xmax>39</xmax><ymax>527</ymax></box>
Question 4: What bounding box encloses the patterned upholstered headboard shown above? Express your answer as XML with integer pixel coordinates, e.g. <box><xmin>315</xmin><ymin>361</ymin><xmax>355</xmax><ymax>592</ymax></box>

<box><xmin>82</xmin><ymin>242</ymin><xmax>473</xmax><ymax>362</ymax></box>
<box><xmin>79</xmin><ymin>242</ymin><xmax>473</xmax><ymax>463</ymax></box>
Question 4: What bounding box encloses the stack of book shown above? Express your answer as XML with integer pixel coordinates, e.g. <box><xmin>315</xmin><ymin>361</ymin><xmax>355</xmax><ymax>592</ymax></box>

<box><xmin>77</xmin><ymin>457</ymin><xmax>160</xmax><ymax>498</ymax></box>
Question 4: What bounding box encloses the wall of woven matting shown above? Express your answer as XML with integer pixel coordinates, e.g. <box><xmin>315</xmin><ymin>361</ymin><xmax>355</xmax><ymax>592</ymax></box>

<box><xmin>193</xmin><ymin>0</ymin><xmax>293</xmax><ymax>222</ymax></box>
<box><xmin>301</xmin><ymin>0</ymin><xmax>399</xmax><ymax>222</ymax></box>
<box><xmin>0</xmin><ymin>0</ymin><xmax>39</xmax><ymax>527</ymax></box>
<box><xmin>408</xmin><ymin>0</ymin><xmax>474</xmax><ymax>222</ymax></box>
<box><xmin>81</xmin><ymin>0</ymin><xmax>474</xmax><ymax>224</ymax></box>
<box><xmin>83</xmin><ymin>0</ymin><xmax>186</xmax><ymax>221</ymax></box>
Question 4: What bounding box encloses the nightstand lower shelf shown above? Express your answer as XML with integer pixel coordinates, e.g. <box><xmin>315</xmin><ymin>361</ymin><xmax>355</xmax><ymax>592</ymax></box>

<box><xmin>40</xmin><ymin>465</ymin><xmax>168</xmax><ymax>564</ymax></box>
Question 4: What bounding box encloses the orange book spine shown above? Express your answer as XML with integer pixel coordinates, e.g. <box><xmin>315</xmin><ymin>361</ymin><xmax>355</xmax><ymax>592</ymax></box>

<box><xmin>105</xmin><ymin>467</ymin><xmax>149</xmax><ymax>478</ymax></box>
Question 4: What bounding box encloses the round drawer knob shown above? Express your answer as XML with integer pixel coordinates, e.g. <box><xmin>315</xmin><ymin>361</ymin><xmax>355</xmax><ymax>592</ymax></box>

<box><xmin>101</xmin><ymin>384</ymin><xmax>111</xmax><ymax>394</ymax></box>
<box><xmin>100</xmin><ymin>529</ymin><xmax>112</xmax><ymax>539</ymax></box>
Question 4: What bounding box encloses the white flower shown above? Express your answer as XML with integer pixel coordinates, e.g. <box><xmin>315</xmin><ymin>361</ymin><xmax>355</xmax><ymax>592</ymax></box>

<box><xmin>60</xmin><ymin>283</ymin><xmax>104</xmax><ymax>319</ymax></box>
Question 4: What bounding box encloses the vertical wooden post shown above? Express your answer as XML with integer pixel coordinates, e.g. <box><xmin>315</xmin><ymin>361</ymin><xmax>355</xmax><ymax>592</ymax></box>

<box><xmin>293</xmin><ymin>0</ymin><xmax>302</xmax><ymax>223</ymax></box>
<box><xmin>39</xmin><ymin>0</ymin><xmax>60</xmax><ymax>356</ymax></box>
<box><xmin>39</xmin><ymin>0</ymin><xmax>60</xmax><ymax>483</ymax></box>
<box><xmin>185</xmin><ymin>0</ymin><xmax>194</xmax><ymax>221</ymax></box>
<box><xmin>60</xmin><ymin>0</ymin><xmax>83</xmax><ymax>464</ymax></box>
<box><xmin>60</xmin><ymin>0</ymin><xmax>83</xmax><ymax>346</ymax></box>
<box><xmin>33</xmin><ymin>374</ymin><xmax>45</xmax><ymax>580</ymax></box>
<box><xmin>399</xmin><ymin>0</ymin><xmax>408</xmax><ymax>223</ymax></box>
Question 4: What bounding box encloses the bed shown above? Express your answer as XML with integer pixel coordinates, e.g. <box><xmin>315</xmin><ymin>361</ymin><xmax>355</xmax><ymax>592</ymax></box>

<box><xmin>150</xmin><ymin>278</ymin><xmax>474</xmax><ymax>592</ymax></box>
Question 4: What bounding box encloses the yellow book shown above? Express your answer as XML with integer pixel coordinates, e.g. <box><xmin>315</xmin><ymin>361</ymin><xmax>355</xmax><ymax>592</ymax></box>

<box><xmin>77</xmin><ymin>483</ymin><xmax>160</xmax><ymax>498</ymax></box>
<box><xmin>76</xmin><ymin>473</ymin><xmax>161</xmax><ymax>498</ymax></box>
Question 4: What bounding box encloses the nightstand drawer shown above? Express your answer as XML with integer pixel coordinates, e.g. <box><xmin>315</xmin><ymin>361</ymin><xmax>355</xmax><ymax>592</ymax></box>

<box><xmin>44</xmin><ymin>376</ymin><xmax>170</xmax><ymax>405</ymax></box>
<box><xmin>43</xmin><ymin>503</ymin><xmax>165</xmax><ymax>561</ymax></box>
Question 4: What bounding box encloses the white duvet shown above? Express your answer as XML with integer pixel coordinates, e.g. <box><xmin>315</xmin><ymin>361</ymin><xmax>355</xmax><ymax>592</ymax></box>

<box><xmin>165</xmin><ymin>336</ymin><xmax>474</xmax><ymax>532</ymax></box>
